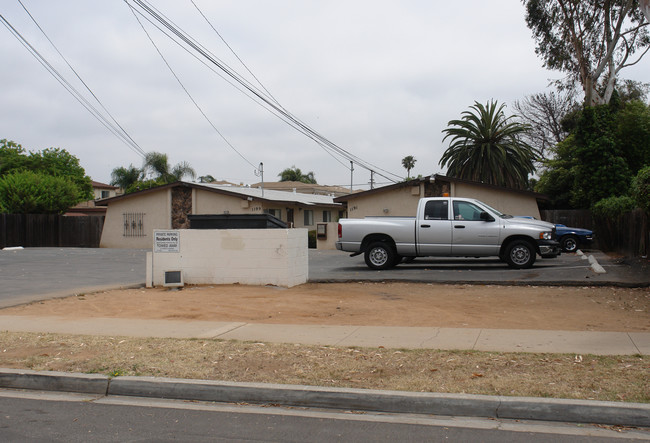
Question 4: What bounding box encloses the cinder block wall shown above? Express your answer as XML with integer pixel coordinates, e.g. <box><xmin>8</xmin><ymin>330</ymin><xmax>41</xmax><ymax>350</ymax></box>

<box><xmin>152</xmin><ymin>229</ymin><xmax>308</xmax><ymax>288</ymax></box>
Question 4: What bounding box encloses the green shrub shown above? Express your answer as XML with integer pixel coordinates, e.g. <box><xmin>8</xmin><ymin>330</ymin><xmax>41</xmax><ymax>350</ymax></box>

<box><xmin>0</xmin><ymin>170</ymin><xmax>81</xmax><ymax>214</ymax></box>
<box><xmin>592</xmin><ymin>195</ymin><xmax>636</xmax><ymax>220</ymax></box>
<box><xmin>631</xmin><ymin>166</ymin><xmax>650</xmax><ymax>214</ymax></box>
<box><xmin>308</xmin><ymin>230</ymin><xmax>317</xmax><ymax>249</ymax></box>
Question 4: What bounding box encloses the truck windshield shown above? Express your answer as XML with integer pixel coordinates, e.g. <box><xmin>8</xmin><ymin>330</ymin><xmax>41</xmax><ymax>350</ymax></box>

<box><xmin>480</xmin><ymin>202</ymin><xmax>513</xmax><ymax>219</ymax></box>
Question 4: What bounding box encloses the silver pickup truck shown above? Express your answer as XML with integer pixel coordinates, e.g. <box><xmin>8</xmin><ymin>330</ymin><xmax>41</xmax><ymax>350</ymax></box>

<box><xmin>336</xmin><ymin>197</ymin><xmax>560</xmax><ymax>270</ymax></box>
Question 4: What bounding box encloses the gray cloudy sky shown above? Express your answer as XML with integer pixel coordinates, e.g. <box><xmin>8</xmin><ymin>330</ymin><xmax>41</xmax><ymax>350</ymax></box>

<box><xmin>2</xmin><ymin>1</ymin><xmax>649</xmax><ymax>189</ymax></box>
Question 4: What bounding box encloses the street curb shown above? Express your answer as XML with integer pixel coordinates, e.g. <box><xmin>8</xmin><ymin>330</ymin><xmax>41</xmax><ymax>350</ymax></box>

<box><xmin>0</xmin><ymin>368</ymin><xmax>108</xmax><ymax>395</ymax></box>
<box><xmin>1</xmin><ymin>369</ymin><xmax>648</xmax><ymax>427</ymax></box>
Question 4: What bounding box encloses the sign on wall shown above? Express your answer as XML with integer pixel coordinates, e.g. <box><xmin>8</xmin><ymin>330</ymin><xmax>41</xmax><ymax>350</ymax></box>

<box><xmin>154</xmin><ymin>230</ymin><xmax>180</xmax><ymax>253</ymax></box>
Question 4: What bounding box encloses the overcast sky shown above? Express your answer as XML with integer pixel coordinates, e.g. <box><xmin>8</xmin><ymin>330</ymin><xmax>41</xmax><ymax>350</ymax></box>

<box><xmin>2</xmin><ymin>1</ymin><xmax>649</xmax><ymax>190</ymax></box>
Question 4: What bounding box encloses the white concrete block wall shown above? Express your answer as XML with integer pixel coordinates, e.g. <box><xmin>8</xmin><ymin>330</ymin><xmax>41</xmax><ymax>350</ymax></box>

<box><xmin>152</xmin><ymin>229</ymin><xmax>308</xmax><ymax>288</ymax></box>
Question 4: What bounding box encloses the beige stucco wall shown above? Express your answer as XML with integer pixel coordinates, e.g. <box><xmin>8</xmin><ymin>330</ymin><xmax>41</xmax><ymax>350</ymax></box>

<box><xmin>346</xmin><ymin>184</ymin><xmax>422</xmax><ymax>218</ymax></box>
<box><xmin>295</xmin><ymin>207</ymin><xmax>339</xmax><ymax>229</ymax></box>
<box><xmin>451</xmin><ymin>182</ymin><xmax>541</xmax><ymax>219</ymax></box>
<box><xmin>344</xmin><ymin>181</ymin><xmax>540</xmax><ymax>219</ymax></box>
<box><xmin>194</xmin><ymin>189</ymin><xmax>255</xmax><ymax>215</ymax></box>
<box><xmin>100</xmin><ymin>189</ymin><xmax>171</xmax><ymax>249</ymax></box>
<box><xmin>316</xmin><ymin>222</ymin><xmax>339</xmax><ymax>250</ymax></box>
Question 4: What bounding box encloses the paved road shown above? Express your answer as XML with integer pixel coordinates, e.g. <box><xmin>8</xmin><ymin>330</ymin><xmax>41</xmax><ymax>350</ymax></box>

<box><xmin>0</xmin><ymin>391</ymin><xmax>645</xmax><ymax>442</ymax></box>
<box><xmin>1</xmin><ymin>247</ymin><xmax>648</xmax><ymax>308</ymax></box>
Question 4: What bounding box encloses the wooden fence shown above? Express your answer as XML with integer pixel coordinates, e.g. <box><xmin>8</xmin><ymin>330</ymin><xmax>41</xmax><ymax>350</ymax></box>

<box><xmin>0</xmin><ymin>214</ymin><xmax>104</xmax><ymax>248</ymax></box>
<box><xmin>541</xmin><ymin>209</ymin><xmax>649</xmax><ymax>257</ymax></box>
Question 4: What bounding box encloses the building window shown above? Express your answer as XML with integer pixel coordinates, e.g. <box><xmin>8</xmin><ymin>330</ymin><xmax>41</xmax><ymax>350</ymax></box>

<box><xmin>322</xmin><ymin>210</ymin><xmax>332</xmax><ymax>222</ymax></box>
<box><xmin>100</xmin><ymin>190</ymin><xmax>110</xmax><ymax>199</ymax></box>
<box><xmin>304</xmin><ymin>210</ymin><xmax>314</xmax><ymax>226</ymax></box>
<box><xmin>266</xmin><ymin>208</ymin><xmax>281</xmax><ymax>219</ymax></box>
<box><xmin>123</xmin><ymin>212</ymin><xmax>145</xmax><ymax>237</ymax></box>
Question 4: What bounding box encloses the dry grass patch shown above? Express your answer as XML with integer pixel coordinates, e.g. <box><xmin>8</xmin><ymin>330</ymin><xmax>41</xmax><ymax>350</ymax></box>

<box><xmin>0</xmin><ymin>332</ymin><xmax>647</xmax><ymax>403</ymax></box>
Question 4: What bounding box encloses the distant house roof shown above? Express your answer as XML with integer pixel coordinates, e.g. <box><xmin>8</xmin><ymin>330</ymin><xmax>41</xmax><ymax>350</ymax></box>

<box><xmin>97</xmin><ymin>181</ymin><xmax>342</xmax><ymax>208</ymax></box>
<box><xmin>91</xmin><ymin>180</ymin><xmax>118</xmax><ymax>190</ymax></box>
<box><xmin>333</xmin><ymin>174</ymin><xmax>548</xmax><ymax>203</ymax></box>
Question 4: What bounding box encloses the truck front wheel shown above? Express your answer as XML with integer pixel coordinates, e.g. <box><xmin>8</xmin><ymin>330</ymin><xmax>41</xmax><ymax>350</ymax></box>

<box><xmin>364</xmin><ymin>242</ymin><xmax>396</xmax><ymax>270</ymax></box>
<box><xmin>505</xmin><ymin>240</ymin><xmax>536</xmax><ymax>269</ymax></box>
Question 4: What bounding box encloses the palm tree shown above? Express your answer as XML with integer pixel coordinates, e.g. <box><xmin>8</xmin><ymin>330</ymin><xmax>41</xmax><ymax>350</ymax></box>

<box><xmin>401</xmin><ymin>155</ymin><xmax>416</xmax><ymax>179</ymax></box>
<box><xmin>278</xmin><ymin>165</ymin><xmax>317</xmax><ymax>184</ymax></box>
<box><xmin>110</xmin><ymin>164</ymin><xmax>143</xmax><ymax>190</ymax></box>
<box><xmin>198</xmin><ymin>174</ymin><xmax>216</xmax><ymax>183</ymax></box>
<box><xmin>143</xmin><ymin>152</ymin><xmax>196</xmax><ymax>183</ymax></box>
<box><xmin>440</xmin><ymin>101</ymin><xmax>538</xmax><ymax>189</ymax></box>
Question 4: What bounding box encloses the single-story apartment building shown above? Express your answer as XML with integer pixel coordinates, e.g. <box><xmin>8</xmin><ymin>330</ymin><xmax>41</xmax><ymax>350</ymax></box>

<box><xmin>334</xmin><ymin>175</ymin><xmax>546</xmax><ymax>219</ymax></box>
<box><xmin>98</xmin><ymin>181</ymin><xmax>343</xmax><ymax>249</ymax></box>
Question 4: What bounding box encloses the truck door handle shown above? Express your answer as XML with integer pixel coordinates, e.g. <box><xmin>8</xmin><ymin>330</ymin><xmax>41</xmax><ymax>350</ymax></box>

<box><xmin>420</xmin><ymin>224</ymin><xmax>430</xmax><ymax>228</ymax></box>
<box><xmin>454</xmin><ymin>225</ymin><xmax>465</xmax><ymax>229</ymax></box>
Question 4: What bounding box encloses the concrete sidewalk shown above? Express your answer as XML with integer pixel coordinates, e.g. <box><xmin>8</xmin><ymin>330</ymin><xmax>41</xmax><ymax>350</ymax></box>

<box><xmin>0</xmin><ymin>315</ymin><xmax>647</xmax><ymax>355</ymax></box>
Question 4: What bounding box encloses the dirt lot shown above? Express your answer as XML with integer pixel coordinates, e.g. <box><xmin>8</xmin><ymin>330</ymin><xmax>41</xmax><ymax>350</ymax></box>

<box><xmin>1</xmin><ymin>283</ymin><xmax>648</xmax><ymax>403</ymax></box>
<box><xmin>3</xmin><ymin>282</ymin><xmax>649</xmax><ymax>331</ymax></box>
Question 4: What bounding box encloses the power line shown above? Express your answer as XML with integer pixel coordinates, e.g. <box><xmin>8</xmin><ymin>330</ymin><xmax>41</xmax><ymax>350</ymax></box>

<box><xmin>0</xmin><ymin>13</ymin><xmax>146</xmax><ymax>159</ymax></box>
<box><xmin>16</xmin><ymin>0</ymin><xmax>145</xmax><ymax>158</ymax></box>
<box><xmin>133</xmin><ymin>0</ymin><xmax>349</xmax><ymax>170</ymax></box>
<box><xmin>128</xmin><ymin>0</ymin><xmax>344</xmax><ymax>170</ymax></box>
<box><xmin>126</xmin><ymin>1</ymin><xmax>259</xmax><ymax>171</ymax></box>
<box><xmin>187</xmin><ymin>0</ymin><xmax>351</xmax><ymax>171</ymax></box>
<box><xmin>190</xmin><ymin>0</ymin><xmax>281</xmax><ymax>108</ymax></box>
<box><xmin>126</xmin><ymin>0</ymin><xmax>402</xmax><ymax>183</ymax></box>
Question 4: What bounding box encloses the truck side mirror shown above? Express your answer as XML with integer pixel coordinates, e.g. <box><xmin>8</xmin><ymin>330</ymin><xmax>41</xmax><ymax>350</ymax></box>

<box><xmin>480</xmin><ymin>211</ymin><xmax>494</xmax><ymax>222</ymax></box>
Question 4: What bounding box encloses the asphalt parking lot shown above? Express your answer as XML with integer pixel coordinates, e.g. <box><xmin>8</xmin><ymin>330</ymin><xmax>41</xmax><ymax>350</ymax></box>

<box><xmin>309</xmin><ymin>249</ymin><xmax>650</xmax><ymax>286</ymax></box>
<box><xmin>0</xmin><ymin>248</ymin><xmax>146</xmax><ymax>308</ymax></box>
<box><xmin>0</xmin><ymin>247</ymin><xmax>648</xmax><ymax>308</ymax></box>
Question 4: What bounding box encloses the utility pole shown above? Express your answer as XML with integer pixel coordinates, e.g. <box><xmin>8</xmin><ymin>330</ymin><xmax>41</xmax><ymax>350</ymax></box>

<box><xmin>369</xmin><ymin>170</ymin><xmax>375</xmax><ymax>189</ymax></box>
<box><xmin>259</xmin><ymin>162</ymin><xmax>264</xmax><ymax>197</ymax></box>
<box><xmin>350</xmin><ymin>161</ymin><xmax>354</xmax><ymax>192</ymax></box>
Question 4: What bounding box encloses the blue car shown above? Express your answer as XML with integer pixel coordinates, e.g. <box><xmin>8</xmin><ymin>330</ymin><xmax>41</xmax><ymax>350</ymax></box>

<box><xmin>554</xmin><ymin>224</ymin><xmax>594</xmax><ymax>252</ymax></box>
<box><xmin>515</xmin><ymin>217</ymin><xmax>594</xmax><ymax>252</ymax></box>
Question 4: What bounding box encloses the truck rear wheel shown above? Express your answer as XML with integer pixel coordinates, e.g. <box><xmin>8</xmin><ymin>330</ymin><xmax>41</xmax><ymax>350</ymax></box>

<box><xmin>364</xmin><ymin>242</ymin><xmax>396</xmax><ymax>270</ymax></box>
<box><xmin>505</xmin><ymin>240</ymin><xmax>536</xmax><ymax>269</ymax></box>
